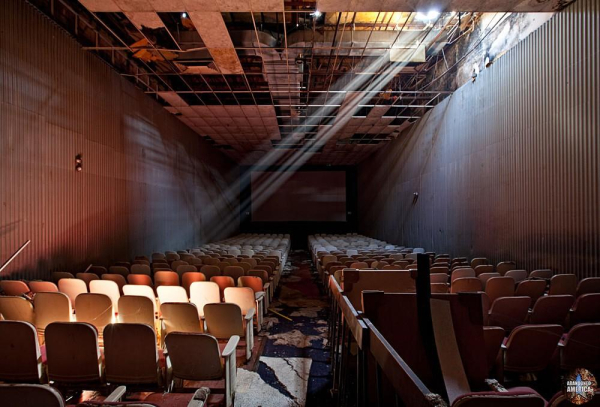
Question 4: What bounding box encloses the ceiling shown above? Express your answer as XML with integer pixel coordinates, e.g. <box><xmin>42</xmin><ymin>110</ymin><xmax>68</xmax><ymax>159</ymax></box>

<box><xmin>30</xmin><ymin>0</ymin><xmax>568</xmax><ymax>165</ymax></box>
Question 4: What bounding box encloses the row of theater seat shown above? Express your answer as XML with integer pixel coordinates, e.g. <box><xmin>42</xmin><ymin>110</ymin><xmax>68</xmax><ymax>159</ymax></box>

<box><xmin>0</xmin><ymin>233</ymin><xmax>291</xmax><ymax>407</ymax></box>
<box><xmin>0</xmin><ymin>320</ymin><xmax>238</xmax><ymax>406</ymax></box>
<box><xmin>312</xmin><ymin>233</ymin><xmax>600</xmax><ymax>405</ymax></box>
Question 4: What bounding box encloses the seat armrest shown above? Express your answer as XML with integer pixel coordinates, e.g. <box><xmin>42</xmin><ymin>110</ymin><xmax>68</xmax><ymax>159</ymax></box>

<box><xmin>105</xmin><ymin>386</ymin><xmax>127</xmax><ymax>402</ymax></box>
<box><xmin>187</xmin><ymin>388</ymin><xmax>211</xmax><ymax>407</ymax></box>
<box><xmin>245</xmin><ymin>307</ymin><xmax>256</xmax><ymax>320</ymax></box>
<box><xmin>222</xmin><ymin>335</ymin><xmax>240</xmax><ymax>357</ymax></box>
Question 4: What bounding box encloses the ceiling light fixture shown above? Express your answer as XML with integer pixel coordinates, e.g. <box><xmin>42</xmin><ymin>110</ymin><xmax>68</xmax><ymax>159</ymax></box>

<box><xmin>312</xmin><ymin>10</ymin><xmax>322</xmax><ymax>18</ymax></box>
<box><xmin>181</xmin><ymin>12</ymin><xmax>188</xmax><ymax>18</ymax></box>
<box><xmin>415</xmin><ymin>10</ymin><xmax>440</xmax><ymax>23</ymax></box>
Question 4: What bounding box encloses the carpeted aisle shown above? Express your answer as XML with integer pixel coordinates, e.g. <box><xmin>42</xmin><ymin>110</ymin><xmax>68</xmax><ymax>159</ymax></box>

<box><xmin>234</xmin><ymin>250</ymin><xmax>332</xmax><ymax>407</ymax></box>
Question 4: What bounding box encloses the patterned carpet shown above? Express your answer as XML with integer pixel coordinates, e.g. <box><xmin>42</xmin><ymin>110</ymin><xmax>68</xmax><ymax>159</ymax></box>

<box><xmin>235</xmin><ymin>250</ymin><xmax>332</xmax><ymax>407</ymax></box>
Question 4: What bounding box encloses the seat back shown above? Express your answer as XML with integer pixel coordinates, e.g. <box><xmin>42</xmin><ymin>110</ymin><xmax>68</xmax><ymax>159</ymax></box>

<box><xmin>165</xmin><ymin>333</ymin><xmax>223</xmax><ymax>381</ymax></box>
<box><xmin>470</xmin><ymin>258</ymin><xmax>488</xmax><ymax>268</ymax></box>
<box><xmin>89</xmin><ymin>266</ymin><xmax>107</xmax><ymax>276</ymax></box>
<box><xmin>0</xmin><ymin>384</ymin><xmax>65</xmax><ymax>407</ymax></box>
<box><xmin>488</xmin><ymin>296</ymin><xmax>530</xmax><ymax>331</ymax></box>
<box><xmin>154</xmin><ymin>271</ymin><xmax>179</xmax><ymax>288</ymax></box>
<box><xmin>182</xmin><ymin>272</ymin><xmax>206</xmax><ymax>295</ymax></box>
<box><xmin>29</xmin><ymin>281</ymin><xmax>59</xmax><ymax>293</ymax></box>
<box><xmin>451</xmin><ymin>277</ymin><xmax>482</xmax><ymax>293</ymax></box>
<box><xmin>485</xmin><ymin>277</ymin><xmax>515</xmax><ymax>303</ymax></box>
<box><xmin>0</xmin><ymin>296</ymin><xmax>34</xmax><ymax>323</ymax></box>
<box><xmin>76</xmin><ymin>273</ymin><xmax>100</xmax><ymax>288</ymax></box>
<box><xmin>431</xmin><ymin>283</ymin><xmax>449</xmax><ymax>293</ymax></box>
<box><xmin>122</xmin><ymin>285</ymin><xmax>156</xmax><ymax>314</ymax></box>
<box><xmin>474</xmin><ymin>265</ymin><xmax>494</xmax><ymax>276</ymax></box>
<box><xmin>503</xmin><ymin>324</ymin><xmax>563</xmax><ymax>372</ymax></box>
<box><xmin>45</xmin><ymin>322</ymin><xmax>102</xmax><ymax>383</ymax></box>
<box><xmin>239</xmin><ymin>276</ymin><xmax>264</xmax><ymax>293</ymax></box>
<box><xmin>515</xmin><ymin>280</ymin><xmax>546</xmax><ymax>307</ymax></box>
<box><xmin>223</xmin><ymin>266</ymin><xmax>245</xmax><ymax>282</ymax></box>
<box><xmin>108</xmin><ymin>266</ymin><xmax>129</xmax><ymax>278</ymax></box>
<box><xmin>118</xmin><ymin>296</ymin><xmax>155</xmax><ymax>327</ymax></box>
<box><xmin>247</xmin><ymin>270</ymin><xmax>269</xmax><ymax>285</ymax></box>
<box><xmin>58</xmin><ymin>278</ymin><xmax>88</xmax><ymax>306</ymax></box>
<box><xmin>478</xmin><ymin>273</ymin><xmax>500</xmax><ymax>290</ymax></box>
<box><xmin>200</xmin><ymin>265</ymin><xmax>221</xmax><ymax>279</ymax></box>
<box><xmin>495</xmin><ymin>261</ymin><xmax>517</xmax><ymax>276</ymax></box>
<box><xmin>130</xmin><ymin>264</ymin><xmax>151</xmax><ymax>276</ymax></box>
<box><xmin>451</xmin><ymin>268</ymin><xmax>476</xmax><ymax>283</ymax></box>
<box><xmin>170</xmin><ymin>261</ymin><xmax>188</xmax><ymax>273</ymax></box>
<box><xmin>103</xmin><ymin>323</ymin><xmax>159</xmax><ymax>384</ymax></box>
<box><xmin>157</xmin><ymin>286</ymin><xmax>188</xmax><ymax>304</ymax></box>
<box><xmin>576</xmin><ymin>277</ymin><xmax>600</xmax><ymax>297</ymax></box>
<box><xmin>160</xmin><ymin>302</ymin><xmax>202</xmax><ymax>335</ymax></box>
<box><xmin>52</xmin><ymin>272</ymin><xmax>74</xmax><ymax>283</ymax></box>
<box><xmin>560</xmin><ymin>323</ymin><xmax>600</xmax><ymax>370</ymax></box>
<box><xmin>429</xmin><ymin>273</ymin><xmax>448</xmax><ymax>284</ymax></box>
<box><xmin>33</xmin><ymin>292</ymin><xmax>72</xmax><ymax>330</ymax></box>
<box><xmin>210</xmin><ymin>276</ymin><xmax>235</xmax><ymax>300</ymax></box>
<box><xmin>529</xmin><ymin>269</ymin><xmax>553</xmax><ymax>280</ymax></box>
<box><xmin>190</xmin><ymin>282</ymin><xmax>221</xmax><ymax>318</ymax></box>
<box><xmin>505</xmin><ymin>269</ymin><xmax>528</xmax><ymax>284</ymax></box>
<box><xmin>530</xmin><ymin>295</ymin><xmax>574</xmax><ymax>325</ymax></box>
<box><xmin>204</xmin><ymin>303</ymin><xmax>244</xmax><ymax>338</ymax></box>
<box><xmin>127</xmin><ymin>273</ymin><xmax>153</xmax><ymax>287</ymax></box>
<box><xmin>570</xmin><ymin>293</ymin><xmax>600</xmax><ymax>325</ymax></box>
<box><xmin>176</xmin><ymin>265</ymin><xmax>198</xmax><ymax>280</ymax></box>
<box><xmin>101</xmin><ymin>274</ymin><xmax>127</xmax><ymax>294</ymax></box>
<box><xmin>90</xmin><ymin>280</ymin><xmax>120</xmax><ymax>313</ymax></box>
<box><xmin>224</xmin><ymin>287</ymin><xmax>255</xmax><ymax>316</ymax></box>
<box><xmin>74</xmin><ymin>293</ymin><xmax>113</xmax><ymax>333</ymax></box>
<box><xmin>549</xmin><ymin>274</ymin><xmax>577</xmax><ymax>296</ymax></box>
<box><xmin>0</xmin><ymin>280</ymin><xmax>30</xmax><ymax>296</ymax></box>
<box><xmin>0</xmin><ymin>321</ymin><xmax>42</xmax><ymax>382</ymax></box>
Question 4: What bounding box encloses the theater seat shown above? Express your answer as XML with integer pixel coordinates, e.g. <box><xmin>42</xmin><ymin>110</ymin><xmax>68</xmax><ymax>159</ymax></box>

<box><xmin>515</xmin><ymin>280</ymin><xmax>546</xmax><ymax>307</ymax></box>
<box><xmin>161</xmin><ymin>302</ymin><xmax>203</xmax><ymax>336</ymax></box>
<box><xmin>29</xmin><ymin>281</ymin><xmax>58</xmax><ymax>294</ymax></box>
<box><xmin>0</xmin><ymin>280</ymin><xmax>30</xmax><ymax>296</ymax></box>
<box><xmin>529</xmin><ymin>295</ymin><xmax>574</xmax><ymax>326</ymax></box>
<box><xmin>559</xmin><ymin>323</ymin><xmax>600</xmax><ymax>370</ymax></box>
<box><xmin>0</xmin><ymin>384</ymin><xmax>65</xmax><ymax>407</ymax></box>
<box><xmin>452</xmin><ymin>388</ymin><xmax>546</xmax><ymax>407</ymax></box>
<box><xmin>502</xmin><ymin>324</ymin><xmax>562</xmax><ymax>374</ymax></box>
<box><xmin>549</xmin><ymin>274</ymin><xmax>577</xmax><ymax>296</ymax></box>
<box><xmin>118</xmin><ymin>296</ymin><xmax>155</xmax><ymax>328</ymax></box>
<box><xmin>103</xmin><ymin>323</ymin><xmax>163</xmax><ymax>388</ymax></box>
<box><xmin>569</xmin><ymin>293</ymin><xmax>600</xmax><ymax>326</ymax></box>
<box><xmin>75</xmin><ymin>293</ymin><xmax>114</xmax><ymax>335</ymax></box>
<box><xmin>165</xmin><ymin>332</ymin><xmax>238</xmax><ymax>407</ymax></box>
<box><xmin>0</xmin><ymin>321</ymin><xmax>44</xmax><ymax>383</ymax></box>
<box><xmin>45</xmin><ymin>322</ymin><xmax>103</xmax><ymax>386</ymax></box>
<box><xmin>190</xmin><ymin>282</ymin><xmax>221</xmax><ymax>319</ymax></box>
<box><xmin>204</xmin><ymin>303</ymin><xmax>253</xmax><ymax>361</ymax></box>
<box><xmin>576</xmin><ymin>277</ymin><xmax>600</xmax><ymax>296</ymax></box>
<box><xmin>224</xmin><ymin>287</ymin><xmax>263</xmax><ymax>331</ymax></box>
<box><xmin>488</xmin><ymin>297</ymin><xmax>530</xmax><ymax>331</ymax></box>
<box><xmin>0</xmin><ymin>296</ymin><xmax>35</xmax><ymax>324</ymax></box>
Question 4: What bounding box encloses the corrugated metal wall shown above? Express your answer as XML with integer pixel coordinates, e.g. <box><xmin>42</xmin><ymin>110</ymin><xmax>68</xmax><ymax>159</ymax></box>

<box><xmin>0</xmin><ymin>0</ymin><xmax>240</xmax><ymax>280</ymax></box>
<box><xmin>358</xmin><ymin>0</ymin><xmax>599</xmax><ymax>278</ymax></box>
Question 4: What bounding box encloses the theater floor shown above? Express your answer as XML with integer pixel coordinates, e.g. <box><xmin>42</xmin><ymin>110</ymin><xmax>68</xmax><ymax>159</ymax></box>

<box><xmin>234</xmin><ymin>250</ymin><xmax>332</xmax><ymax>406</ymax></box>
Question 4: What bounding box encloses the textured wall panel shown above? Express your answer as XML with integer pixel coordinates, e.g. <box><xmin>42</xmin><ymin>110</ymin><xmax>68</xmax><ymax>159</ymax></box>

<box><xmin>358</xmin><ymin>0</ymin><xmax>599</xmax><ymax>278</ymax></box>
<box><xmin>0</xmin><ymin>0</ymin><xmax>239</xmax><ymax>280</ymax></box>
